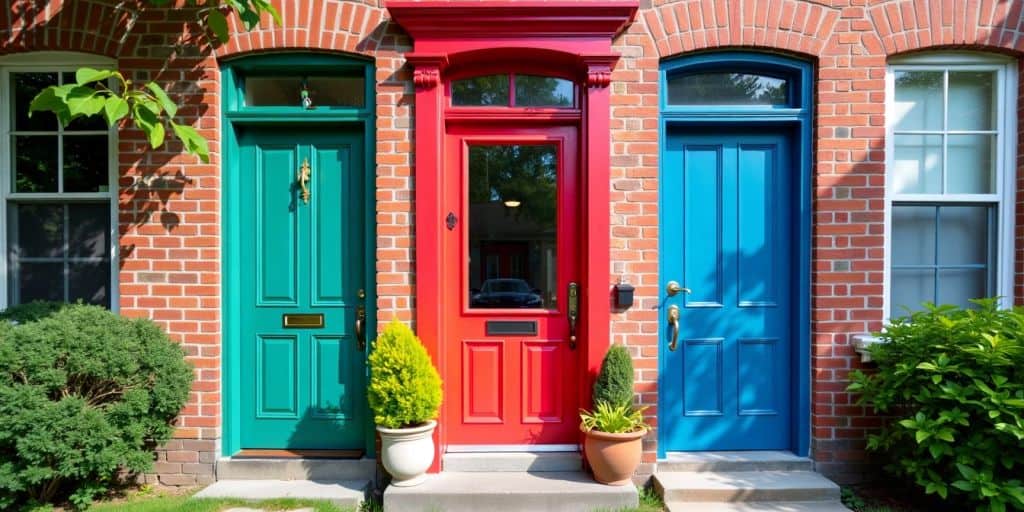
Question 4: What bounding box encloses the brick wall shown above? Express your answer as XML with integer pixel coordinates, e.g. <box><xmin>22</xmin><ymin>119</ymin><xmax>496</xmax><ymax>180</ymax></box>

<box><xmin>3</xmin><ymin>0</ymin><xmax>1023</xmax><ymax>487</ymax></box>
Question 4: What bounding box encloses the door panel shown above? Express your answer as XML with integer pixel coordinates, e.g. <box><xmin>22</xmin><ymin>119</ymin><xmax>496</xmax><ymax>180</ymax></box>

<box><xmin>445</xmin><ymin>126</ymin><xmax>580</xmax><ymax>445</ymax></box>
<box><xmin>238</xmin><ymin>128</ymin><xmax>365</xmax><ymax>449</ymax></box>
<box><xmin>661</xmin><ymin>130</ymin><xmax>793</xmax><ymax>451</ymax></box>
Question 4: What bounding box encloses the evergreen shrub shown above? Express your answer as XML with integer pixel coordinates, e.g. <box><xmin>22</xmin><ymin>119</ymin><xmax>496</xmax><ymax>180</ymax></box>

<box><xmin>592</xmin><ymin>343</ymin><xmax>634</xmax><ymax>409</ymax></box>
<box><xmin>367</xmin><ymin>319</ymin><xmax>442</xmax><ymax>429</ymax></box>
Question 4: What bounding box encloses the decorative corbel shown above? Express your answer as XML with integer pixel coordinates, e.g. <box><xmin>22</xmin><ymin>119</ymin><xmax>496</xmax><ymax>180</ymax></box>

<box><xmin>582</xmin><ymin>55</ymin><xmax>619</xmax><ymax>89</ymax></box>
<box><xmin>406</xmin><ymin>54</ymin><xmax>447</xmax><ymax>91</ymax></box>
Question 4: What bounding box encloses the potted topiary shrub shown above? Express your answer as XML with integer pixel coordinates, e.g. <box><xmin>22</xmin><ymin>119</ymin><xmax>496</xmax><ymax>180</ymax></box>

<box><xmin>580</xmin><ymin>343</ymin><xmax>647</xmax><ymax>486</ymax></box>
<box><xmin>367</xmin><ymin>319</ymin><xmax>443</xmax><ymax>487</ymax></box>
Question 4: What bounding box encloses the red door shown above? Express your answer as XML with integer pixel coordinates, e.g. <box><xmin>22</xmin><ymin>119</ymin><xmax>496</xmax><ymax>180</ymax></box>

<box><xmin>444</xmin><ymin>125</ymin><xmax>580</xmax><ymax>446</ymax></box>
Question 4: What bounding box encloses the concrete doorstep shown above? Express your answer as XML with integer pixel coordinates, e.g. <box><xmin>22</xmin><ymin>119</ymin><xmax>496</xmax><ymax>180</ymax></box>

<box><xmin>193</xmin><ymin>479</ymin><xmax>369</xmax><ymax>507</ymax></box>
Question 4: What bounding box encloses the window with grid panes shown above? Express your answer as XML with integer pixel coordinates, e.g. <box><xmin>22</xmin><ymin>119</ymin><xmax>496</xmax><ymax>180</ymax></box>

<box><xmin>2</xmin><ymin>67</ymin><xmax>115</xmax><ymax>308</ymax></box>
<box><xmin>886</xmin><ymin>55</ymin><xmax>1016</xmax><ymax>318</ymax></box>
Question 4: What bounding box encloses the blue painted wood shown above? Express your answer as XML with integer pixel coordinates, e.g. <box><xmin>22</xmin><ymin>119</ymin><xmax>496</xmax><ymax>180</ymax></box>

<box><xmin>658</xmin><ymin>52</ymin><xmax>813</xmax><ymax>457</ymax></box>
<box><xmin>662</xmin><ymin>130</ymin><xmax>792</xmax><ymax>450</ymax></box>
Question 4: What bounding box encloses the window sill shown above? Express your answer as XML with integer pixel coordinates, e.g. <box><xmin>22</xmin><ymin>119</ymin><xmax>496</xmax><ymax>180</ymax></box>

<box><xmin>852</xmin><ymin>334</ymin><xmax>886</xmax><ymax>363</ymax></box>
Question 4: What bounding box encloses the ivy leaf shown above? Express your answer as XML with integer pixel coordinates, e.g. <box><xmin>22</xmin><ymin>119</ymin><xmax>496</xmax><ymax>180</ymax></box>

<box><xmin>145</xmin><ymin>82</ymin><xmax>177</xmax><ymax>118</ymax></box>
<box><xmin>171</xmin><ymin>122</ymin><xmax>210</xmax><ymax>163</ymax></box>
<box><xmin>103</xmin><ymin>97</ymin><xmax>129</xmax><ymax>125</ymax></box>
<box><xmin>75</xmin><ymin>67</ymin><xmax>115</xmax><ymax>85</ymax></box>
<box><xmin>207</xmin><ymin>9</ymin><xmax>230</xmax><ymax>43</ymax></box>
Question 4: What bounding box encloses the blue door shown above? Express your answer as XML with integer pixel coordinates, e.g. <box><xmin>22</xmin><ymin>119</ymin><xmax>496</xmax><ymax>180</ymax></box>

<box><xmin>660</xmin><ymin>129</ymin><xmax>793</xmax><ymax>451</ymax></box>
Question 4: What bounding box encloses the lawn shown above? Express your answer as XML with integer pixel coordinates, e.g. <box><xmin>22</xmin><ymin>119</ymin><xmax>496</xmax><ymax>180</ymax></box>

<box><xmin>85</xmin><ymin>489</ymin><xmax>356</xmax><ymax>512</ymax></box>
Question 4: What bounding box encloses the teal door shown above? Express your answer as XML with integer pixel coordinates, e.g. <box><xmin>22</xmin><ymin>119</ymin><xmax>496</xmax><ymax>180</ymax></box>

<box><xmin>237</xmin><ymin>127</ymin><xmax>366</xmax><ymax>449</ymax></box>
<box><xmin>660</xmin><ymin>129</ymin><xmax>793</xmax><ymax>451</ymax></box>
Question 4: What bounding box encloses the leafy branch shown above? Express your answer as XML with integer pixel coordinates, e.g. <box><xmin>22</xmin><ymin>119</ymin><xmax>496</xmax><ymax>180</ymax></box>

<box><xmin>26</xmin><ymin>0</ymin><xmax>282</xmax><ymax>163</ymax></box>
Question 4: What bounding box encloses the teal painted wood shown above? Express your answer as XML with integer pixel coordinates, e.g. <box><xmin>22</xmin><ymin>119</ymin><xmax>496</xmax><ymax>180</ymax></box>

<box><xmin>661</xmin><ymin>129</ymin><xmax>793</xmax><ymax>451</ymax></box>
<box><xmin>222</xmin><ymin>54</ymin><xmax>376</xmax><ymax>457</ymax></box>
<box><xmin>237</xmin><ymin>127</ymin><xmax>366</xmax><ymax>449</ymax></box>
<box><xmin>658</xmin><ymin>52</ymin><xmax>813</xmax><ymax>457</ymax></box>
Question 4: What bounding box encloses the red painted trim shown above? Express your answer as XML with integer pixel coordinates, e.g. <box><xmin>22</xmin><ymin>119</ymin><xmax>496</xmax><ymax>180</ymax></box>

<box><xmin>389</xmin><ymin>0</ymin><xmax>637</xmax><ymax>473</ymax></box>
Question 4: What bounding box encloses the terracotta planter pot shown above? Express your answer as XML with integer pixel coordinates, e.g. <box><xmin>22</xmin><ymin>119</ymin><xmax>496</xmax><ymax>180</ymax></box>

<box><xmin>582</xmin><ymin>427</ymin><xmax>647</xmax><ymax>486</ymax></box>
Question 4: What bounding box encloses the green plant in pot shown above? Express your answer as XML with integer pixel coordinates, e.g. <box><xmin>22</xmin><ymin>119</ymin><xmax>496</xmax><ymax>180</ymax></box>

<box><xmin>580</xmin><ymin>343</ymin><xmax>648</xmax><ymax>486</ymax></box>
<box><xmin>368</xmin><ymin>319</ymin><xmax>443</xmax><ymax>487</ymax></box>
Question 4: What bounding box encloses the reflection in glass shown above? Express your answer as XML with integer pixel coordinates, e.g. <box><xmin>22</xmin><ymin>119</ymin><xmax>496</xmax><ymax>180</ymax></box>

<box><xmin>948</xmin><ymin>71</ymin><xmax>995</xmax><ymax>131</ymax></box>
<box><xmin>892</xmin><ymin>134</ymin><xmax>942</xmax><ymax>194</ymax></box>
<box><xmin>468</xmin><ymin>145</ymin><xmax>557</xmax><ymax>309</ymax></box>
<box><xmin>947</xmin><ymin>134</ymin><xmax>995</xmax><ymax>194</ymax></box>
<box><xmin>667</xmin><ymin>72</ymin><xmax>788</xmax><ymax>106</ymax></box>
<box><xmin>245</xmin><ymin>76</ymin><xmax>365</xmax><ymax>108</ymax></box>
<box><xmin>515</xmin><ymin>75</ymin><xmax>574</xmax><ymax>107</ymax></box>
<box><xmin>14</xmin><ymin>135</ymin><xmax>59</xmax><ymax>192</ymax></box>
<box><xmin>452</xmin><ymin>75</ymin><xmax>510</xmax><ymax>106</ymax></box>
<box><xmin>893</xmin><ymin>71</ymin><xmax>943</xmax><ymax>131</ymax></box>
<box><xmin>64</xmin><ymin>135</ymin><xmax>109</xmax><ymax>192</ymax></box>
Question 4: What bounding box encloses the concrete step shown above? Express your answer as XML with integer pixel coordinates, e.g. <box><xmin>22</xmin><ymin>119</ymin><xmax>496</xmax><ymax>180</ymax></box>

<box><xmin>443</xmin><ymin>452</ymin><xmax>581</xmax><ymax>472</ymax></box>
<box><xmin>216</xmin><ymin>457</ymin><xmax>375</xmax><ymax>481</ymax></box>
<box><xmin>666</xmin><ymin>502</ymin><xmax>851</xmax><ymax>511</ymax></box>
<box><xmin>654</xmin><ymin>471</ymin><xmax>840</xmax><ymax>503</ymax></box>
<box><xmin>383</xmin><ymin>471</ymin><xmax>637</xmax><ymax>512</ymax></box>
<box><xmin>659</xmin><ymin>451</ymin><xmax>813</xmax><ymax>472</ymax></box>
<box><xmin>194</xmin><ymin>479</ymin><xmax>369</xmax><ymax>507</ymax></box>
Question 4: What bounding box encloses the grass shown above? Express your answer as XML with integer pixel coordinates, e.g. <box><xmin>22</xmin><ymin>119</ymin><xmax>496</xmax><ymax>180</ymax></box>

<box><xmin>592</xmin><ymin>485</ymin><xmax>666</xmax><ymax>512</ymax></box>
<box><xmin>85</xmin><ymin>488</ymin><xmax>355</xmax><ymax>512</ymax></box>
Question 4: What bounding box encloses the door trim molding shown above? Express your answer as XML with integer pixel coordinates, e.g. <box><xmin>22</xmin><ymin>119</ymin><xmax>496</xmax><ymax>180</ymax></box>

<box><xmin>221</xmin><ymin>53</ymin><xmax>376</xmax><ymax>458</ymax></box>
<box><xmin>657</xmin><ymin>51</ymin><xmax>813</xmax><ymax>458</ymax></box>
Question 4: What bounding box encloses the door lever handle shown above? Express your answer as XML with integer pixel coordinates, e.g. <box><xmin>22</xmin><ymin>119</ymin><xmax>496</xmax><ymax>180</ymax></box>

<box><xmin>567</xmin><ymin>282</ymin><xmax>579</xmax><ymax>350</ymax></box>
<box><xmin>666</xmin><ymin>281</ymin><xmax>692</xmax><ymax>297</ymax></box>
<box><xmin>355</xmin><ymin>305</ymin><xmax>366</xmax><ymax>351</ymax></box>
<box><xmin>667</xmin><ymin>305</ymin><xmax>680</xmax><ymax>352</ymax></box>
<box><xmin>297</xmin><ymin>158</ymin><xmax>312</xmax><ymax>204</ymax></box>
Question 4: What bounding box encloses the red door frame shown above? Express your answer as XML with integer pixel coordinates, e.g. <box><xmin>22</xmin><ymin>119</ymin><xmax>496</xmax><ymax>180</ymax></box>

<box><xmin>388</xmin><ymin>0</ymin><xmax>637</xmax><ymax>472</ymax></box>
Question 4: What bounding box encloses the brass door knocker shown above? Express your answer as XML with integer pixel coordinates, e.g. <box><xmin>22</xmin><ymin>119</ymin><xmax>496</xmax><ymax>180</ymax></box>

<box><xmin>297</xmin><ymin>158</ymin><xmax>311</xmax><ymax>204</ymax></box>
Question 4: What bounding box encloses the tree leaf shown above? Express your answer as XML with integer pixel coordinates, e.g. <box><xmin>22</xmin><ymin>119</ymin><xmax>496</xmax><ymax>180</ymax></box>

<box><xmin>207</xmin><ymin>9</ymin><xmax>230</xmax><ymax>43</ymax></box>
<box><xmin>103</xmin><ymin>97</ymin><xmax>129</xmax><ymax>125</ymax></box>
<box><xmin>75</xmin><ymin>67</ymin><xmax>115</xmax><ymax>85</ymax></box>
<box><xmin>134</xmin><ymin>106</ymin><xmax>165</xmax><ymax>149</ymax></box>
<box><xmin>28</xmin><ymin>86</ymin><xmax>72</xmax><ymax>125</ymax></box>
<box><xmin>144</xmin><ymin>82</ymin><xmax>177</xmax><ymax>118</ymax></box>
<box><xmin>65</xmin><ymin>86</ymin><xmax>105</xmax><ymax>118</ymax></box>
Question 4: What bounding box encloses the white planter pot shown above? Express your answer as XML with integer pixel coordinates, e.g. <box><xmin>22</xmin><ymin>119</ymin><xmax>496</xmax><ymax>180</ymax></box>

<box><xmin>377</xmin><ymin>420</ymin><xmax>436</xmax><ymax>487</ymax></box>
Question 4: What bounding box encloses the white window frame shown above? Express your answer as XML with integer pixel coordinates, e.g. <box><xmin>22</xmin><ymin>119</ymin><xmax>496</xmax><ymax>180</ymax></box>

<box><xmin>884</xmin><ymin>52</ymin><xmax>1018</xmax><ymax>318</ymax></box>
<box><xmin>0</xmin><ymin>52</ymin><xmax>119</xmax><ymax>311</ymax></box>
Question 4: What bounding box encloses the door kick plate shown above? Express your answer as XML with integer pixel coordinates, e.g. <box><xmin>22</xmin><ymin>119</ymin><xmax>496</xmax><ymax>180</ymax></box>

<box><xmin>282</xmin><ymin>313</ymin><xmax>324</xmax><ymax>328</ymax></box>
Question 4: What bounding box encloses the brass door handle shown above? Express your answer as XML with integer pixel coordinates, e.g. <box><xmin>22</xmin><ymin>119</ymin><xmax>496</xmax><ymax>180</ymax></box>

<box><xmin>567</xmin><ymin>282</ymin><xmax>579</xmax><ymax>350</ymax></box>
<box><xmin>297</xmin><ymin>158</ymin><xmax>311</xmax><ymax>204</ymax></box>
<box><xmin>666</xmin><ymin>281</ymin><xmax>692</xmax><ymax>296</ymax></box>
<box><xmin>355</xmin><ymin>304</ymin><xmax>366</xmax><ymax>351</ymax></box>
<box><xmin>667</xmin><ymin>305</ymin><xmax>680</xmax><ymax>352</ymax></box>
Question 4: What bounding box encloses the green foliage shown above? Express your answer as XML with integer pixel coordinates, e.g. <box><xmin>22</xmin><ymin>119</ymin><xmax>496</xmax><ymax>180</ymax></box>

<box><xmin>0</xmin><ymin>304</ymin><xmax>193</xmax><ymax>510</ymax></box>
<box><xmin>579</xmin><ymin>402</ymin><xmax>647</xmax><ymax>434</ymax></box>
<box><xmin>592</xmin><ymin>344</ymin><xmax>635</xmax><ymax>409</ymax></box>
<box><xmin>367</xmin><ymin>320</ymin><xmax>442</xmax><ymax>429</ymax></box>
<box><xmin>0</xmin><ymin>300</ymin><xmax>68</xmax><ymax>323</ymax></box>
<box><xmin>27</xmin><ymin>0</ymin><xmax>282</xmax><ymax>163</ymax></box>
<box><xmin>847</xmin><ymin>299</ymin><xmax>1024</xmax><ymax>512</ymax></box>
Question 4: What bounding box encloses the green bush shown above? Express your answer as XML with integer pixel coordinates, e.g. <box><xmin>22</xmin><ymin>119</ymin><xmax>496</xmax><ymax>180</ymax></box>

<box><xmin>0</xmin><ymin>300</ymin><xmax>68</xmax><ymax>323</ymax></box>
<box><xmin>367</xmin><ymin>319</ymin><xmax>442</xmax><ymax>429</ymax></box>
<box><xmin>0</xmin><ymin>303</ymin><xmax>193</xmax><ymax>510</ymax></box>
<box><xmin>592</xmin><ymin>343</ymin><xmax>634</xmax><ymax>409</ymax></box>
<box><xmin>848</xmin><ymin>300</ymin><xmax>1024</xmax><ymax>512</ymax></box>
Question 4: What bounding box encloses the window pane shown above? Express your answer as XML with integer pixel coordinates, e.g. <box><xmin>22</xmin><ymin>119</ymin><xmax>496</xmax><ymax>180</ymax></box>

<box><xmin>947</xmin><ymin>134</ymin><xmax>995</xmax><ymax>194</ymax></box>
<box><xmin>668</xmin><ymin>72</ymin><xmax>788</xmax><ymax>106</ymax></box>
<box><xmin>69</xmin><ymin>261</ymin><xmax>110</xmax><ymax>307</ymax></box>
<box><xmin>892</xmin><ymin>205</ymin><xmax>936</xmax><ymax>265</ymax></box>
<box><xmin>63</xmin><ymin>135</ymin><xmax>109</xmax><ymax>192</ymax></box>
<box><xmin>11</xmin><ymin>72</ymin><xmax>57</xmax><ymax>131</ymax></box>
<box><xmin>937</xmin><ymin>268</ymin><xmax>988</xmax><ymax>307</ymax></box>
<box><xmin>938</xmin><ymin>205</ymin><xmax>991</xmax><ymax>266</ymax></box>
<box><xmin>69</xmin><ymin>203</ymin><xmax>110</xmax><ymax>259</ymax></box>
<box><xmin>244</xmin><ymin>76</ymin><xmax>364</xmax><ymax>108</ymax></box>
<box><xmin>452</xmin><ymin>75</ymin><xmax>510</xmax><ymax>106</ymax></box>
<box><xmin>893</xmin><ymin>71</ymin><xmax>943</xmax><ymax>131</ymax></box>
<box><xmin>13</xmin><ymin>135</ymin><xmax>58</xmax><ymax>192</ymax></box>
<box><xmin>514</xmin><ymin>75</ymin><xmax>573</xmax><ymax>107</ymax></box>
<box><xmin>948</xmin><ymin>71</ymin><xmax>995</xmax><ymax>131</ymax></box>
<box><xmin>892</xmin><ymin>134</ymin><xmax>942</xmax><ymax>194</ymax></box>
<box><xmin>11</xmin><ymin>262</ymin><xmax>64</xmax><ymax>303</ymax></box>
<box><xmin>891</xmin><ymin>268</ymin><xmax>934</xmax><ymax>317</ymax></box>
<box><xmin>468</xmin><ymin>144</ymin><xmax>557</xmax><ymax>309</ymax></box>
<box><xmin>62</xmin><ymin>73</ymin><xmax>108</xmax><ymax>131</ymax></box>
<box><xmin>8</xmin><ymin>203</ymin><xmax>64</xmax><ymax>258</ymax></box>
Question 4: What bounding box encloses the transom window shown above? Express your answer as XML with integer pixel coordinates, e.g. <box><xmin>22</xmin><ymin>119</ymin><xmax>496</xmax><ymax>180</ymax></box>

<box><xmin>667</xmin><ymin>71</ymin><xmax>790</xmax><ymax>106</ymax></box>
<box><xmin>451</xmin><ymin>74</ymin><xmax>575</xmax><ymax>108</ymax></box>
<box><xmin>886</xmin><ymin>55</ymin><xmax>1015</xmax><ymax>318</ymax></box>
<box><xmin>0</xmin><ymin>57</ymin><xmax>116</xmax><ymax>309</ymax></box>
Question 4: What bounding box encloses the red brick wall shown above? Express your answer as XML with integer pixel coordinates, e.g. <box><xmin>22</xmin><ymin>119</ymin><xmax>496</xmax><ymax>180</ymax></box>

<box><xmin>2</xmin><ymin>0</ymin><xmax>1023</xmax><ymax>487</ymax></box>
<box><xmin>614</xmin><ymin>0</ymin><xmax>1024</xmax><ymax>483</ymax></box>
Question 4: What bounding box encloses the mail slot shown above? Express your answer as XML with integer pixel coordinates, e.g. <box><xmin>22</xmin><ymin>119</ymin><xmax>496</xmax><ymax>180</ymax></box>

<box><xmin>282</xmin><ymin>314</ymin><xmax>324</xmax><ymax>328</ymax></box>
